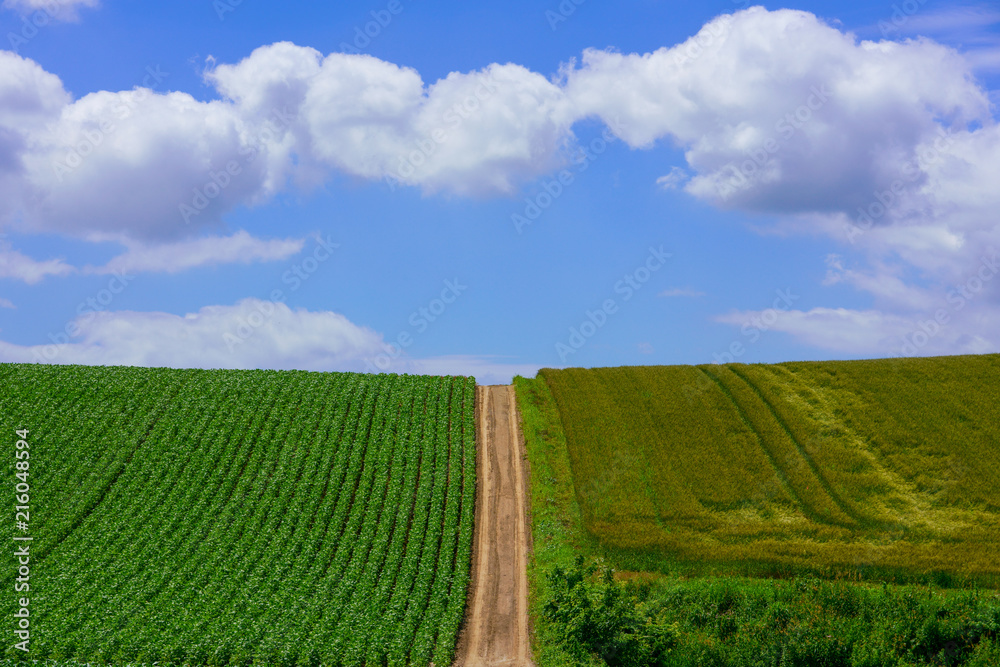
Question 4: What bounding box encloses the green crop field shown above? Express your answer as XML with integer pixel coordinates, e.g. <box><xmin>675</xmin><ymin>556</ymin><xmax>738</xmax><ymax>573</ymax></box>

<box><xmin>0</xmin><ymin>363</ymin><xmax>475</xmax><ymax>667</ymax></box>
<box><xmin>515</xmin><ymin>354</ymin><xmax>1000</xmax><ymax>666</ymax></box>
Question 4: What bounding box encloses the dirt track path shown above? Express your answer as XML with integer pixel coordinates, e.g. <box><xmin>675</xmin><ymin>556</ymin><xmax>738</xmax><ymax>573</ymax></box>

<box><xmin>453</xmin><ymin>385</ymin><xmax>534</xmax><ymax>666</ymax></box>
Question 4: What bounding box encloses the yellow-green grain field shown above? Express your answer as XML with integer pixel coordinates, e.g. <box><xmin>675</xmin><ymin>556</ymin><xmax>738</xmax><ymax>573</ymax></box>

<box><xmin>537</xmin><ymin>354</ymin><xmax>1000</xmax><ymax>586</ymax></box>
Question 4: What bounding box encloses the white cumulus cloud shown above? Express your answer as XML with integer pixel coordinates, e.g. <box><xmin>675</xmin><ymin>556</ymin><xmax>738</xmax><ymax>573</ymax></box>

<box><xmin>1</xmin><ymin>42</ymin><xmax>577</xmax><ymax>242</ymax></box>
<box><xmin>562</xmin><ymin>7</ymin><xmax>990</xmax><ymax>217</ymax></box>
<box><xmin>2</xmin><ymin>9</ymin><xmax>994</xmax><ymax>246</ymax></box>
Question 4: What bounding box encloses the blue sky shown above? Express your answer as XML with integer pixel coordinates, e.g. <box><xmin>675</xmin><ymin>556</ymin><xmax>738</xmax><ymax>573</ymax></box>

<box><xmin>1</xmin><ymin>0</ymin><xmax>998</xmax><ymax>383</ymax></box>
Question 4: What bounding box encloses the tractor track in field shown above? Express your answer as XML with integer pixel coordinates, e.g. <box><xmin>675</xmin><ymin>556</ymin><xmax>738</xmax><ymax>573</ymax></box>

<box><xmin>453</xmin><ymin>385</ymin><xmax>534</xmax><ymax>667</ymax></box>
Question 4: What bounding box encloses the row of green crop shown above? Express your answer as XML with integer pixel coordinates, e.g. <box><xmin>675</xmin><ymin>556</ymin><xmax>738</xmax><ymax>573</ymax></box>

<box><xmin>0</xmin><ymin>365</ymin><xmax>191</xmax><ymax>568</ymax></box>
<box><xmin>0</xmin><ymin>364</ymin><xmax>476</xmax><ymax>666</ymax></box>
<box><xmin>31</xmin><ymin>370</ymin><xmax>317</xmax><ymax>660</ymax></box>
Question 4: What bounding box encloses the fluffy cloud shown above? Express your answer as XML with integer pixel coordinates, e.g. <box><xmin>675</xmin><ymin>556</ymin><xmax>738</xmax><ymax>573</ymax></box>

<box><xmin>2</xmin><ymin>0</ymin><xmax>98</xmax><ymax>22</ymax></box>
<box><xmin>387</xmin><ymin>62</ymin><xmax>574</xmax><ymax>195</ymax></box>
<box><xmin>766</xmin><ymin>122</ymin><xmax>1000</xmax><ymax>358</ymax></box>
<box><xmin>715</xmin><ymin>304</ymin><xmax>997</xmax><ymax>358</ymax></box>
<box><xmin>556</xmin><ymin>8</ymin><xmax>998</xmax><ymax>304</ymax></box>
<box><xmin>715</xmin><ymin>307</ymin><xmax>914</xmax><ymax>354</ymax></box>
<box><xmin>1</xmin><ymin>42</ymin><xmax>576</xmax><ymax>242</ymax></box>
<box><xmin>890</xmin><ymin>5</ymin><xmax>1000</xmax><ymax>74</ymax></box>
<box><xmin>85</xmin><ymin>231</ymin><xmax>306</xmax><ymax>275</ymax></box>
<box><xmin>0</xmin><ymin>50</ymin><xmax>70</xmax><ymax>220</ymax></box>
<box><xmin>0</xmin><ymin>50</ymin><xmax>68</xmax><ymax>125</ymax></box>
<box><xmin>0</xmin><ymin>299</ymin><xmax>539</xmax><ymax>383</ymax></box>
<box><xmin>555</xmin><ymin>6</ymin><xmax>997</xmax><ymax>359</ymax></box>
<box><xmin>20</xmin><ymin>88</ymin><xmax>274</xmax><ymax>242</ymax></box>
<box><xmin>714</xmin><ymin>246</ymin><xmax>1000</xmax><ymax>359</ymax></box>
<box><xmin>655</xmin><ymin>166</ymin><xmax>688</xmax><ymax>190</ymax></box>
<box><xmin>0</xmin><ymin>241</ymin><xmax>74</xmax><ymax>283</ymax></box>
<box><xmin>0</xmin><ymin>49</ymin><xmax>308</xmax><ymax>274</ymax></box>
<box><xmin>0</xmin><ymin>231</ymin><xmax>306</xmax><ymax>282</ymax></box>
<box><xmin>563</xmin><ymin>7</ymin><xmax>990</xmax><ymax>217</ymax></box>
<box><xmin>1</xmin><ymin>8</ymin><xmax>998</xmax><ymax>362</ymax></box>
<box><xmin>0</xmin><ymin>299</ymin><xmax>387</xmax><ymax>370</ymax></box>
<box><xmin>2</xmin><ymin>8</ymin><xmax>992</xmax><ymax>242</ymax></box>
<box><xmin>205</xmin><ymin>42</ymin><xmax>324</xmax><ymax>115</ymax></box>
<box><xmin>210</xmin><ymin>44</ymin><xmax>575</xmax><ymax>196</ymax></box>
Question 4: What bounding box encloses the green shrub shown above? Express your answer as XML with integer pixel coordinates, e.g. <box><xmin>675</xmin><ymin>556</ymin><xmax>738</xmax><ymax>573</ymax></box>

<box><xmin>544</xmin><ymin>557</ymin><xmax>680</xmax><ymax>666</ymax></box>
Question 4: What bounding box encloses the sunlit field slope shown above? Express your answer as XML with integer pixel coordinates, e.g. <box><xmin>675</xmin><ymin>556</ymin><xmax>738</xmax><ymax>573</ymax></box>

<box><xmin>0</xmin><ymin>364</ymin><xmax>475</xmax><ymax>667</ymax></box>
<box><xmin>538</xmin><ymin>354</ymin><xmax>1000</xmax><ymax>585</ymax></box>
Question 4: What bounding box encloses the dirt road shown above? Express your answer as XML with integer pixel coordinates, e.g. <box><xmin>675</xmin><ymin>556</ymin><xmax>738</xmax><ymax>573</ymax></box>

<box><xmin>453</xmin><ymin>385</ymin><xmax>534</xmax><ymax>667</ymax></box>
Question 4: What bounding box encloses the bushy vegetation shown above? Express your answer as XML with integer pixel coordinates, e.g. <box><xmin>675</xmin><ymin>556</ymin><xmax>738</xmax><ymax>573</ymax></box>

<box><xmin>544</xmin><ymin>557</ymin><xmax>681</xmax><ymax>666</ymax></box>
<box><xmin>0</xmin><ymin>363</ymin><xmax>476</xmax><ymax>666</ymax></box>
<box><xmin>543</xmin><ymin>558</ymin><xmax>1000</xmax><ymax>667</ymax></box>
